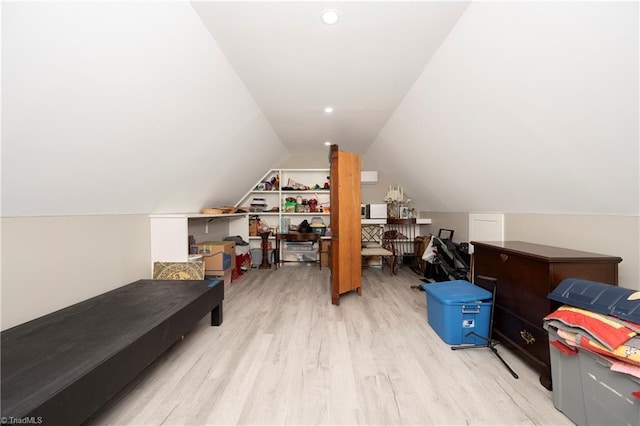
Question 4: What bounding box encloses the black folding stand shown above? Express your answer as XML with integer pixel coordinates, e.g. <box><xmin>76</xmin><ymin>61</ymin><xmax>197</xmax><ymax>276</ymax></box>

<box><xmin>450</xmin><ymin>275</ymin><xmax>518</xmax><ymax>379</ymax></box>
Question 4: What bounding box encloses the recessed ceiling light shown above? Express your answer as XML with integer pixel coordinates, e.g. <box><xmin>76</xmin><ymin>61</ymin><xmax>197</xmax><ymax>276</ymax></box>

<box><xmin>324</xmin><ymin>106</ymin><xmax>334</xmax><ymax>113</ymax></box>
<box><xmin>321</xmin><ymin>9</ymin><xmax>340</xmax><ymax>25</ymax></box>
<box><xmin>324</xmin><ymin>141</ymin><xmax>331</xmax><ymax>146</ymax></box>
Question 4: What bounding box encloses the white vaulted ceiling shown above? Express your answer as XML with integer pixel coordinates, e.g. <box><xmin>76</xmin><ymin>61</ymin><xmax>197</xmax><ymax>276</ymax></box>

<box><xmin>2</xmin><ymin>1</ymin><xmax>638</xmax><ymax>217</ymax></box>
<box><xmin>192</xmin><ymin>0</ymin><xmax>639</xmax><ymax>215</ymax></box>
<box><xmin>192</xmin><ymin>1</ymin><xmax>471</xmax><ymax>155</ymax></box>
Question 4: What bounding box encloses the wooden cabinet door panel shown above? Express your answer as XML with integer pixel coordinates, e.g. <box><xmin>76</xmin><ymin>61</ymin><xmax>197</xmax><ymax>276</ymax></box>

<box><xmin>330</xmin><ymin>145</ymin><xmax>361</xmax><ymax>305</ymax></box>
<box><xmin>475</xmin><ymin>248</ymin><xmax>551</xmax><ymax>324</ymax></box>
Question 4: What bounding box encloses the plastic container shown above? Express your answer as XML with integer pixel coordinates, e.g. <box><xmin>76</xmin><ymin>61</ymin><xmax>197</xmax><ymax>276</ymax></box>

<box><xmin>548</xmin><ymin>326</ymin><xmax>640</xmax><ymax>426</ymax></box>
<box><xmin>310</xmin><ymin>224</ymin><xmax>326</xmax><ymax>236</ymax></box>
<box><xmin>548</xmin><ymin>328</ymin><xmax>587</xmax><ymax>425</ymax></box>
<box><xmin>281</xmin><ymin>217</ymin><xmax>291</xmax><ymax>233</ymax></box>
<box><xmin>250</xmin><ymin>248</ymin><xmax>273</xmax><ymax>267</ymax></box>
<box><xmin>581</xmin><ymin>347</ymin><xmax>640</xmax><ymax>426</ymax></box>
<box><xmin>310</xmin><ymin>217</ymin><xmax>327</xmax><ymax>236</ymax></box>
<box><xmin>310</xmin><ymin>217</ymin><xmax>325</xmax><ymax>225</ymax></box>
<box><xmin>421</xmin><ymin>280</ymin><xmax>492</xmax><ymax>345</ymax></box>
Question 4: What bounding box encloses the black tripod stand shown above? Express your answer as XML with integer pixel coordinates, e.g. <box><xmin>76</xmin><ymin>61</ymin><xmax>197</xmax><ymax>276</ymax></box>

<box><xmin>450</xmin><ymin>276</ymin><xmax>518</xmax><ymax>379</ymax></box>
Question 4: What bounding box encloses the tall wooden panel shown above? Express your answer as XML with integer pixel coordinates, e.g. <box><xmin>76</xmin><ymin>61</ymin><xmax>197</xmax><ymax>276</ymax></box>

<box><xmin>329</xmin><ymin>145</ymin><xmax>362</xmax><ymax>305</ymax></box>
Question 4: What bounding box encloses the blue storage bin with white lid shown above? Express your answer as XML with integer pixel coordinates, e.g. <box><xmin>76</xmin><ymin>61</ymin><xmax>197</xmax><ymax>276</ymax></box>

<box><xmin>421</xmin><ymin>280</ymin><xmax>493</xmax><ymax>345</ymax></box>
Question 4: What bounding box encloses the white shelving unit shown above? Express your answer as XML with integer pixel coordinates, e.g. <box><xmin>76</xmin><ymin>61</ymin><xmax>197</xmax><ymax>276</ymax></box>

<box><xmin>149</xmin><ymin>213</ymin><xmax>248</xmax><ymax>270</ymax></box>
<box><xmin>236</xmin><ymin>169</ymin><xmax>332</xmax><ymax>266</ymax></box>
<box><xmin>149</xmin><ymin>168</ymin><xmax>434</xmax><ymax>271</ymax></box>
<box><xmin>236</xmin><ymin>169</ymin><xmax>332</xmax><ymax>242</ymax></box>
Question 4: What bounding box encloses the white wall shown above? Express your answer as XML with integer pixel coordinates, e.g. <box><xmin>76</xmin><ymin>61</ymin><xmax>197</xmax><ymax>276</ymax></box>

<box><xmin>1</xmin><ymin>2</ymin><xmax>288</xmax><ymax>328</ymax></box>
<box><xmin>506</xmin><ymin>214</ymin><xmax>639</xmax><ymax>289</ymax></box>
<box><xmin>367</xmin><ymin>1</ymin><xmax>639</xmax><ymax>288</ymax></box>
<box><xmin>420</xmin><ymin>211</ymin><xmax>639</xmax><ymax>290</ymax></box>
<box><xmin>1</xmin><ymin>215</ymin><xmax>150</xmax><ymax>330</ymax></box>
<box><xmin>2</xmin><ymin>2</ymin><xmax>288</xmax><ymax>217</ymax></box>
<box><xmin>367</xmin><ymin>1</ymin><xmax>638</xmax><ymax>215</ymax></box>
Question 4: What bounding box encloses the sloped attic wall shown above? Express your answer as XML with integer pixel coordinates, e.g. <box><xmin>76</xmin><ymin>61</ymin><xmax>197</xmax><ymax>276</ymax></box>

<box><xmin>367</xmin><ymin>1</ymin><xmax>638</xmax><ymax>216</ymax></box>
<box><xmin>365</xmin><ymin>1</ymin><xmax>639</xmax><ymax>288</ymax></box>
<box><xmin>2</xmin><ymin>1</ymin><xmax>287</xmax><ymax>217</ymax></box>
<box><xmin>1</xmin><ymin>2</ymin><xmax>287</xmax><ymax>329</ymax></box>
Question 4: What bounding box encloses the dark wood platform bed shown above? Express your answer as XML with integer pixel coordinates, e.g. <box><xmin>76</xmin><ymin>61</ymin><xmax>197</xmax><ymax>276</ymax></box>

<box><xmin>1</xmin><ymin>279</ymin><xmax>223</xmax><ymax>425</ymax></box>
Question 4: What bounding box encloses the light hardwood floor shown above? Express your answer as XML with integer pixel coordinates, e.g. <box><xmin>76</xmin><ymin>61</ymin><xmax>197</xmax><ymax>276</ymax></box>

<box><xmin>87</xmin><ymin>266</ymin><xmax>573</xmax><ymax>425</ymax></box>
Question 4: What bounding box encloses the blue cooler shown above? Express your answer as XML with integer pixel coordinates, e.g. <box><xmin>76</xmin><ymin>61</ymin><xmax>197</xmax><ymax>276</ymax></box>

<box><xmin>421</xmin><ymin>280</ymin><xmax>492</xmax><ymax>345</ymax></box>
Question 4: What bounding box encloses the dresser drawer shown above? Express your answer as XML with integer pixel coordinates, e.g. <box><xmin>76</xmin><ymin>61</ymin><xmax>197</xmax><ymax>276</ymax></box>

<box><xmin>493</xmin><ymin>307</ymin><xmax>550</xmax><ymax>368</ymax></box>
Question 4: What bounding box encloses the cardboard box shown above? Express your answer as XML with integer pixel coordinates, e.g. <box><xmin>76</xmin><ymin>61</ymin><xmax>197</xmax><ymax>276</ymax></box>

<box><xmin>201</xmin><ymin>250</ymin><xmax>231</xmax><ymax>275</ymax></box>
<box><xmin>249</xmin><ymin>219</ymin><xmax>259</xmax><ymax>237</ymax></box>
<box><xmin>193</xmin><ymin>241</ymin><xmax>235</xmax><ymax>275</ymax></box>
<box><xmin>320</xmin><ymin>240</ymin><xmax>331</xmax><ymax>267</ymax></box>
<box><xmin>223</xmin><ymin>269</ymin><xmax>232</xmax><ymax>287</ymax></box>
<box><xmin>215</xmin><ymin>240</ymin><xmax>237</xmax><ymax>272</ymax></box>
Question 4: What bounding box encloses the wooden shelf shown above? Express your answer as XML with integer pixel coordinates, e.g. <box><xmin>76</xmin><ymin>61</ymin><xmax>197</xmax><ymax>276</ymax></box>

<box><xmin>149</xmin><ymin>212</ymin><xmax>247</xmax><ymax>219</ymax></box>
<box><xmin>387</xmin><ymin>218</ymin><xmax>416</xmax><ymax>225</ymax></box>
<box><xmin>281</xmin><ymin>190</ymin><xmax>330</xmax><ymax>194</ymax></box>
<box><xmin>281</xmin><ymin>212</ymin><xmax>330</xmax><ymax>216</ymax></box>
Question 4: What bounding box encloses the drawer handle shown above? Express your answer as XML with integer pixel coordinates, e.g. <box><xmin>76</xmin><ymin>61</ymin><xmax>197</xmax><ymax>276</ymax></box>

<box><xmin>500</xmin><ymin>254</ymin><xmax>509</xmax><ymax>262</ymax></box>
<box><xmin>520</xmin><ymin>330</ymin><xmax>536</xmax><ymax>345</ymax></box>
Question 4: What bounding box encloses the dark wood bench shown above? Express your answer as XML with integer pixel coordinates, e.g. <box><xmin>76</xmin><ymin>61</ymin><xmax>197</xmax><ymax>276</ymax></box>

<box><xmin>1</xmin><ymin>279</ymin><xmax>223</xmax><ymax>425</ymax></box>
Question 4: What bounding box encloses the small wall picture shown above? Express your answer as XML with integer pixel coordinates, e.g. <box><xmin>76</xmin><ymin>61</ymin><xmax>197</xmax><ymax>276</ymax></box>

<box><xmin>400</xmin><ymin>206</ymin><xmax>410</xmax><ymax>219</ymax></box>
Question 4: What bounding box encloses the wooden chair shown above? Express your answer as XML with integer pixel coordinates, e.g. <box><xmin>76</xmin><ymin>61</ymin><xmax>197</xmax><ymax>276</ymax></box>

<box><xmin>361</xmin><ymin>225</ymin><xmax>397</xmax><ymax>275</ymax></box>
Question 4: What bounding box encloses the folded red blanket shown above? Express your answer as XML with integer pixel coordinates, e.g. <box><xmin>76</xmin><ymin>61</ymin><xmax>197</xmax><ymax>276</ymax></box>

<box><xmin>545</xmin><ymin>305</ymin><xmax>640</xmax><ymax>367</ymax></box>
<box><xmin>544</xmin><ymin>305</ymin><xmax>638</xmax><ymax>350</ymax></box>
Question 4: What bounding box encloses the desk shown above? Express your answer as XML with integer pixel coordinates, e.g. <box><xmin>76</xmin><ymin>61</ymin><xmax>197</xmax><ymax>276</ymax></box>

<box><xmin>274</xmin><ymin>232</ymin><xmax>321</xmax><ymax>269</ymax></box>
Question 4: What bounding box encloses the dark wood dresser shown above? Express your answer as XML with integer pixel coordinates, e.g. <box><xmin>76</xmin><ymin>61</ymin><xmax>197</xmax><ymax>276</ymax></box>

<box><xmin>470</xmin><ymin>241</ymin><xmax>622</xmax><ymax>390</ymax></box>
